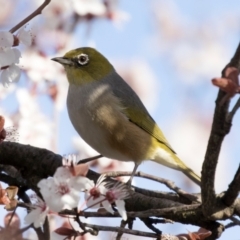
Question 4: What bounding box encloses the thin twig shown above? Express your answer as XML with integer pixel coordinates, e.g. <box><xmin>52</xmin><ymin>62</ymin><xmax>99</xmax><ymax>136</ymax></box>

<box><xmin>140</xmin><ymin>218</ymin><xmax>162</xmax><ymax>234</ymax></box>
<box><xmin>222</xmin><ymin>164</ymin><xmax>240</xmax><ymax>206</ymax></box>
<box><xmin>82</xmin><ymin>222</ymin><xmax>159</xmax><ymax>238</ymax></box>
<box><xmin>229</xmin><ymin>216</ymin><xmax>240</xmax><ymax>226</ymax></box>
<box><xmin>9</xmin><ymin>0</ymin><xmax>51</xmax><ymax>33</ymax></box>
<box><xmin>225</xmin><ymin>222</ymin><xmax>236</xmax><ymax>229</ymax></box>
<box><xmin>227</xmin><ymin>97</ymin><xmax>240</xmax><ymax>123</ymax></box>
<box><xmin>7</xmin><ymin>206</ymin><xmax>17</xmax><ymax>228</ymax></box>
<box><xmin>116</xmin><ymin>220</ymin><xmax>127</xmax><ymax>240</ymax></box>
<box><xmin>225</xmin><ymin>216</ymin><xmax>240</xmax><ymax>229</ymax></box>
<box><xmin>104</xmin><ymin>171</ymin><xmax>199</xmax><ymax>202</ymax></box>
<box><xmin>77</xmin><ymin>154</ymin><xmax>103</xmax><ymax>164</ymax></box>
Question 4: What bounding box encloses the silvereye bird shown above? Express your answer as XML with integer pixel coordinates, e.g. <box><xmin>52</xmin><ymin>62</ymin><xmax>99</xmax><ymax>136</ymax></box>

<box><xmin>52</xmin><ymin>47</ymin><xmax>201</xmax><ymax>186</ymax></box>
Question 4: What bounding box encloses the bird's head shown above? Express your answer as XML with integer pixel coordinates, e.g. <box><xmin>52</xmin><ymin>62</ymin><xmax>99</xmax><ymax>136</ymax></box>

<box><xmin>52</xmin><ymin>47</ymin><xmax>114</xmax><ymax>85</ymax></box>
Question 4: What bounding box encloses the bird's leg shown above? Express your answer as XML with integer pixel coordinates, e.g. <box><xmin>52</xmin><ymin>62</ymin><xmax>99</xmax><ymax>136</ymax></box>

<box><xmin>126</xmin><ymin>163</ymin><xmax>139</xmax><ymax>186</ymax></box>
<box><xmin>77</xmin><ymin>154</ymin><xmax>103</xmax><ymax>164</ymax></box>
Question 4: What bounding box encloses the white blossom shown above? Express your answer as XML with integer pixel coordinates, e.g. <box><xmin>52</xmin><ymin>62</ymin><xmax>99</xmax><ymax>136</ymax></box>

<box><xmin>71</xmin><ymin>0</ymin><xmax>106</xmax><ymax>16</ymax></box>
<box><xmin>0</xmin><ymin>47</ymin><xmax>21</xmax><ymax>87</ymax></box>
<box><xmin>84</xmin><ymin>175</ymin><xmax>107</xmax><ymax>209</ymax></box>
<box><xmin>0</xmin><ymin>48</ymin><xmax>21</xmax><ymax>67</ymax></box>
<box><xmin>103</xmin><ymin>181</ymin><xmax>129</xmax><ymax>220</ymax></box>
<box><xmin>38</xmin><ymin>167</ymin><xmax>93</xmax><ymax>212</ymax></box>
<box><xmin>0</xmin><ymin>32</ymin><xmax>13</xmax><ymax>49</ymax></box>
<box><xmin>17</xmin><ymin>27</ymin><xmax>32</xmax><ymax>46</ymax></box>
<box><xmin>0</xmin><ymin>64</ymin><xmax>21</xmax><ymax>87</ymax></box>
<box><xmin>85</xmin><ymin>175</ymin><xmax>129</xmax><ymax>220</ymax></box>
<box><xmin>24</xmin><ymin>196</ymin><xmax>49</xmax><ymax>228</ymax></box>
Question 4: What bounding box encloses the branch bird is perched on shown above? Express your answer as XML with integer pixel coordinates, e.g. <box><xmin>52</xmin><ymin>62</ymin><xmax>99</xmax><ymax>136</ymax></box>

<box><xmin>52</xmin><ymin>47</ymin><xmax>201</xmax><ymax>186</ymax></box>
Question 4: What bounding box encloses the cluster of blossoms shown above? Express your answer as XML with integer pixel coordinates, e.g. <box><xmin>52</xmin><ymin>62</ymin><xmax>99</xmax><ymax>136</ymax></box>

<box><xmin>24</xmin><ymin>161</ymin><xmax>129</xmax><ymax>229</ymax></box>
<box><xmin>0</xmin><ymin>28</ymin><xmax>32</xmax><ymax>87</ymax></box>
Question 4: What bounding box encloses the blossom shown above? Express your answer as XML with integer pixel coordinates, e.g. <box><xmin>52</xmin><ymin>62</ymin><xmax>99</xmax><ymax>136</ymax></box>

<box><xmin>0</xmin><ymin>47</ymin><xmax>21</xmax><ymax>87</ymax></box>
<box><xmin>0</xmin><ymin>27</ymin><xmax>33</xmax><ymax>87</ymax></box>
<box><xmin>38</xmin><ymin>167</ymin><xmax>93</xmax><ymax>212</ymax></box>
<box><xmin>71</xmin><ymin>0</ymin><xmax>106</xmax><ymax>17</ymax></box>
<box><xmin>0</xmin><ymin>32</ymin><xmax>13</xmax><ymax>49</ymax></box>
<box><xmin>17</xmin><ymin>27</ymin><xmax>32</xmax><ymax>46</ymax></box>
<box><xmin>84</xmin><ymin>175</ymin><xmax>107</xmax><ymax>209</ymax></box>
<box><xmin>102</xmin><ymin>181</ymin><xmax>129</xmax><ymax>220</ymax></box>
<box><xmin>0</xmin><ymin>48</ymin><xmax>20</xmax><ymax>67</ymax></box>
<box><xmin>24</xmin><ymin>196</ymin><xmax>49</xmax><ymax>228</ymax></box>
<box><xmin>85</xmin><ymin>175</ymin><xmax>130</xmax><ymax>220</ymax></box>
<box><xmin>0</xmin><ymin>64</ymin><xmax>21</xmax><ymax>87</ymax></box>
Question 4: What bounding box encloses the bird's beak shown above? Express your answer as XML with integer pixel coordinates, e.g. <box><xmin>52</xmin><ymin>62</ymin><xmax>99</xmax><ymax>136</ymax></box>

<box><xmin>51</xmin><ymin>57</ymin><xmax>73</xmax><ymax>66</ymax></box>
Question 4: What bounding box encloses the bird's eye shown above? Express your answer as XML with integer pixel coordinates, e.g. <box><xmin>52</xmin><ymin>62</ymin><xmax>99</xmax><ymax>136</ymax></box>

<box><xmin>77</xmin><ymin>53</ymin><xmax>89</xmax><ymax>66</ymax></box>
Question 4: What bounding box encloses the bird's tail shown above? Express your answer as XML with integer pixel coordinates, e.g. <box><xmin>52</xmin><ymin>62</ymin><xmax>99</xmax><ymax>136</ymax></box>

<box><xmin>180</xmin><ymin>164</ymin><xmax>201</xmax><ymax>186</ymax></box>
<box><xmin>152</xmin><ymin>147</ymin><xmax>201</xmax><ymax>186</ymax></box>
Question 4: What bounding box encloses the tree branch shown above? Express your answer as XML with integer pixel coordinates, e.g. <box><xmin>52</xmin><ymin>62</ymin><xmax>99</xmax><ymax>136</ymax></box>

<box><xmin>105</xmin><ymin>171</ymin><xmax>199</xmax><ymax>203</ymax></box>
<box><xmin>222</xmin><ymin>164</ymin><xmax>240</xmax><ymax>206</ymax></box>
<box><xmin>201</xmin><ymin>41</ymin><xmax>240</xmax><ymax>216</ymax></box>
<box><xmin>9</xmin><ymin>0</ymin><xmax>51</xmax><ymax>33</ymax></box>
<box><xmin>0</xmin><ymin>142</ymin><xmax>231</xmax><ymax>239</ymax></box>
<box><xmin>81</xmin><ymin>222</ymin><xmax>160</xmax><ymax>239</ymax></box>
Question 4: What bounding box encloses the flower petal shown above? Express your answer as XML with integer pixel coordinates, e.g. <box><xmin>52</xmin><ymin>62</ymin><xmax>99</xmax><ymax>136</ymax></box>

<box><xmin>115</xmin><ymin>200</ymin><xmax>127</xmax><ymax>220</ymax></box>
<box><xmin>0</xmin><ymin>32</ymin><xmax>13</xmax><ymax>48</ymax></box>
<box><xmin>54</xmin><ymin>167</ymin><xmax>72</xmax><ymax>181</ymax></box>
<box><xmin>72</xmin><ymin>0</ymin><xmax>106</xmax><ymax>16</ymax></box>
<box><xmin>12</xmin><ymin>48</ymin><xmax>21</xmax><ymax>64</ymax></box>
<box><xmin>70</xmin><ymin>176</ymin><xmax>94</xmax><ymax>191</ymax></box>
<box><xmin>85</xmin><ymin>193</ymin><xmax>105</xmax><ymax>209</ymax></box>
<box><xmin>17</xmin><ymin>27</ymin><xmax>32</xmax><ymax>46</ymax></box>
<box><xmin>102</xmin><ymin>200</ymin><xmax>114</xmax><ymax>214</ymax></box>
<box><xmin>1</xmin><ymin>64</ymin><xmax>21</xmax><ymax>87</ymax></box>
<box><xmin>0</xmin><ymin>48</ymin><xmax>15</xmax><ymax>67</ymax></box>
<box><xmin>61</xmin><ymin>189</ymin><xmax>80</xmax><ymax>209</ymax></box>
<box><xmin>46</xmin><ymin>196</ymin><xmax>64</xmax><ymax>212</ymax></box>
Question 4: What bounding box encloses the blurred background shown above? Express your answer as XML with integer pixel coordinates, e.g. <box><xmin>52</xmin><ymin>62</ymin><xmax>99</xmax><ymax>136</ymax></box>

<box><xmin>0</xmin><ymin>0</ymin><xmax>240</xmax><ymax>239</ymax></box>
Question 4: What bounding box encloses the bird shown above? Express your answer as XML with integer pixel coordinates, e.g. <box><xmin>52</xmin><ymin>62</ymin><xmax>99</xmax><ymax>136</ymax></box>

<box><xmin>52</xmin><ymin>47</ymin><xmax>201</xmax><ymax>186</ymax></box>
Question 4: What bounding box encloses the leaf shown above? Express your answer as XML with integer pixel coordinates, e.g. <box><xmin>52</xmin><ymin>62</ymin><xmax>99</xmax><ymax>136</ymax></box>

<box><xmin>212</xmin><ymin>67</ymin><xmax>240</xmax><ymax>95</ymax></box>
<box><xmin>55</xmin><ymin>227</ymin><xmax>77</xmax><ymax>236</ymax></box>
<box><xmin>177</xmin><ymin>228</ymin><xmax>212</xmax><ymax>240</ymax></box>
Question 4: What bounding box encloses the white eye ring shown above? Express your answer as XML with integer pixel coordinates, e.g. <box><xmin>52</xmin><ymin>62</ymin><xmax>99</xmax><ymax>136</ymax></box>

<box><xmin>77</xmin><ymin>53</ymin><xmax>89</xmax><ymax>65</ymax></box>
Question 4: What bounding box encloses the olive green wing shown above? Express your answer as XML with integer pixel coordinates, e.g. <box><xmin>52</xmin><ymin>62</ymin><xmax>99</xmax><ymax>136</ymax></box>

<box><xmin>107</xmin><ymin>73</ymin><xmax>176</xmax><ymax>153</ymax></box>
<box><xmin>124</xmin><ymin>107</ymin><xmax>176</xmax><ymax>153</ymax></box>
